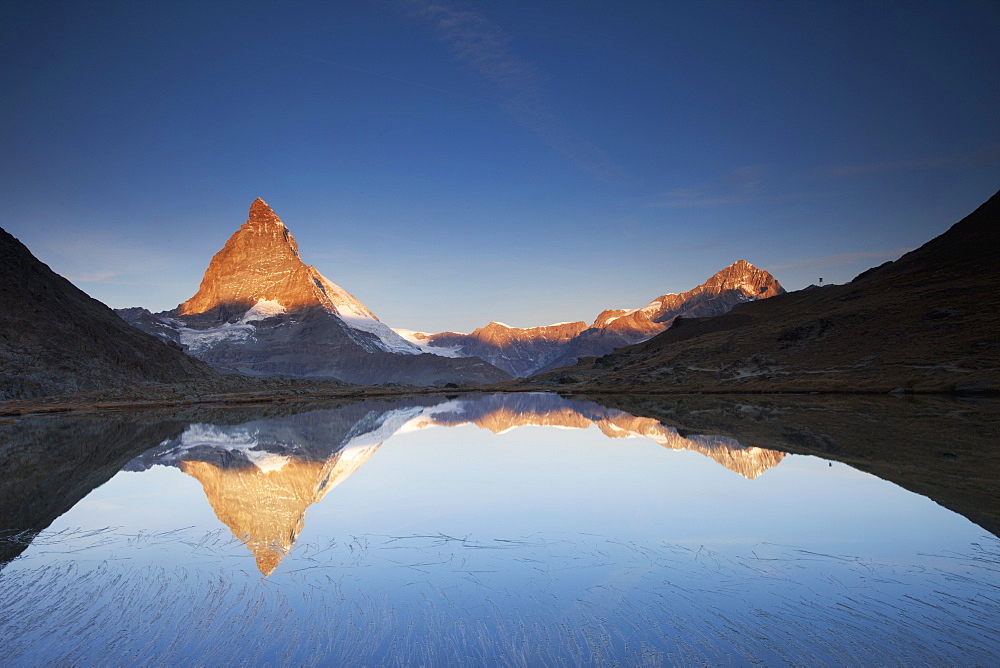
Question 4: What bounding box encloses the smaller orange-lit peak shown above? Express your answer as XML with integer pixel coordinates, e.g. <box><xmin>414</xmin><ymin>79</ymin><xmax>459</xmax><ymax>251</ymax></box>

<box><xmin>248</xmin><ymin>197</ymin><xmax>283</xmax><ymax>226</ymax></box>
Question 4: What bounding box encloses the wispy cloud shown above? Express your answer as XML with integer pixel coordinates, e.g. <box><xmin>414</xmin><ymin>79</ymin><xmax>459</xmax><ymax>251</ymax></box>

<box><xmin>648</xmin><ymin>165</ymin><xmax>815</xmax><ymax>208</ymax></box>
<box><xmin>40</xmin><ymin>237</ymin><xmax>176</xmax><ymax>286</ymax></box>
<box><xmin>766</xmin><ymin>248</ymin><xmax>912</xmax><ymax>273</ymax></box>
<box><xmin>406</xmin><ymin>0</ymin><xmax>626</xmax><ymax>183</ymax></box>
<box><xmin>828</xmin><ymin>145</ymin><xmax>1000</xmax><ymax>177</ymax></box>
<box><xmin>68</xmin><ymin>270</ymin><xmax>120</xmax><ymax>283</ymax></box>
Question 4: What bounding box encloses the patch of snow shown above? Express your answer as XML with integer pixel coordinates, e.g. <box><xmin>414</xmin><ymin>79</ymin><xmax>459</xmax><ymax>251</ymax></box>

<box><xmin>343</xmin><ymin>405</ymin><xmax>430</xmax><ymax>448</ymax></box>
<box><xmin>392</xmin><ymin>329</ymin><xmax>468</xmax><ymax>358</ymax></box>
<box><xmin>337</xmin><ymin>442</ymin><xmax>379</xmax><ymax>463</ymax></box>
<box><xmin>179</xmin><ymin>424</ymin><xmax>258</xmax><ymax>450</ymax></box>
<box><xmin>395</xmin><ymin>399</ymin><xmax>469</xmax><ymax>434</ymax></box>
<box><xmin>393</xmin><ymin>329</ymin><xmax>428</xmax><ymax>342</ymax></box>
<box><xmin>639</xmin><ymin>298</ymin><xmax>663</xmax><ymax>315</ymax></box>
<box><xmin>238</xmin><ymin>299</ymin><xmax>285</xmax><ymax>323</ymax></box>
<box><xmin>311</xmin><ymin>270</ymin><xmax>377</xmax><ymax>321</ymax></box>
<box><xmin>244</xmin><ymin>450</ymin><xmax>291</xmax><ymax>473</ymax></box>
<box><xmin>307</xmin><ymin>269</ymin><xmax>427</xmax><ymax>355</ymax></box>
<box><xmin>178</xmin><ymin>323</ymin><xmax>255</xmax><ymax>353</ymax></box>
<box><xmin>166</xmin><ymin>423</ymin><xmax>289</xmax><ymax>473</ymax></box>
<box><xmin>339</xmin><ymin>315</ymin><xmax>424</xmax><ymax>355</ymax></box>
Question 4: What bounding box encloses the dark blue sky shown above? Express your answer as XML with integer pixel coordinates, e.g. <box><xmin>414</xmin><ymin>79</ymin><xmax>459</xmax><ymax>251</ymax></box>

<box><xmin>3</xmin><ymin>0</ymin><xmax>998</xmax><ymax>332</ymax></box>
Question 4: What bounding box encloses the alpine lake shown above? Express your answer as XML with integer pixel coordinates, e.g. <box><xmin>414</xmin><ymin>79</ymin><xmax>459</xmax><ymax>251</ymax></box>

<box><xmin>1</xmin><ymin>392</ymin><xmax>998</xmax><ymax>666</ymax></box>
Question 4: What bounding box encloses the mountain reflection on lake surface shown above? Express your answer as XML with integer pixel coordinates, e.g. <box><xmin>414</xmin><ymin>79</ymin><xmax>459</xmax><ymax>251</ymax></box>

<box><xmin>1</xmin><ymin>392</ymin><xmax>998</xmax><ymax>665</ymax></box>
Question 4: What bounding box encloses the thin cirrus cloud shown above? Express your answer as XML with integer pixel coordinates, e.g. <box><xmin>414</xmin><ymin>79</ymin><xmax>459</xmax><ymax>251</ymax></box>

<box><xmin>406</xmin><ymin>0</ymin><xmax>626</xmax><ymax>184</ymax></box>
<box><xmin>650</xmin><ymin>165</ymin><xmax>772</xmax><ymax>208</ymax></box>
<box><xmin>67</xmin><ymin>270</ymin><xmax>121</xmax><ymax>283</ymax></box>
<box><xmin>766</xmin><ymin>248</ymin><xmax>912</xmax><ymax>273</ymax></box>
<box><xmin>40</xmin><ymin>237</ymin><xmax>178</xmax><ymax>287</ymax></box>
<box><xmin>828</xmin><ymin>145</ymin><xmax>1000</xmax><ymax>177</ymax></box>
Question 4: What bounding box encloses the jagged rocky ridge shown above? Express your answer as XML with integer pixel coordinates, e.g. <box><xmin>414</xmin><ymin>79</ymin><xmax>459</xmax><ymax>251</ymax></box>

<box><xmin>528</xmin><ymin>189</ymin><xmax>1000</xmax><ymax>393</ymax></box>
<box><xmin>129</xmin><ymin>393</ymin><xmax>784</xmax><ymax>574</ymax></box>
<box><xmin>0</xmin><ymin>226</ymin><xmax>215</xmax><ymax>400</ymax></box>
<box><xmin>403</xmin><ymin>260</ymin><xmax>784</xmax><ymax>377</ymax></box>
<box><xmin>118</xmin><ymin>199</ymin><xmax>510</xmax><ymax>387</ymax></box>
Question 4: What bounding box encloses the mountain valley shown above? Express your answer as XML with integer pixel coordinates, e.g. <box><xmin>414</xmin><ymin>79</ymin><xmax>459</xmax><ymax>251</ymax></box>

<box><xmin>117</xmin><ymin>198</ymin><xmax>784</xmax><ymax>385</ymax></box>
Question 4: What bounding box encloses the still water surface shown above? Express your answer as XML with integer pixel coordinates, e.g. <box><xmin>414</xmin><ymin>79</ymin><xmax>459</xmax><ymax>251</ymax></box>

<box><xmin>1</xmin><ymin>393</ymin><xmax>998</xmax><ymax>665</ymax></box>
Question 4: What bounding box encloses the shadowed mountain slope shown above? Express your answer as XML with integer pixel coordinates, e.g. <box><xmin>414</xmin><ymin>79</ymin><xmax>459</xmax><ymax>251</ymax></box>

<box><xmin>527</xmin><ymin>189</ymin><xmax>1000</xmax><ymax>393</ymax></box>
<box><xmin>0</xmin><ymin>227</ymin><xmax>215</xmax><ymax>400</ymax></box>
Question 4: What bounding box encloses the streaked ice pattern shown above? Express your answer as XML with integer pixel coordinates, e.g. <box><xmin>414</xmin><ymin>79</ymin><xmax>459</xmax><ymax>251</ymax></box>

<box><xmin>1</xmin><ymin>528</ymin><xmax>997</xmax><ymax>665</ymax></box>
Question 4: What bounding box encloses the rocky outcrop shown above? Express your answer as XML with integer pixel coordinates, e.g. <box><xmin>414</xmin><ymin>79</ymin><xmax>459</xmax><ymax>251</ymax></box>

<box><xmin>413</xmin><ymin>260</ymin><xmax>784</xmax><ymax>377</ymax></box>
<box><xmin>0</xmin><ymin>226</ymin><xmax>215</xmax><ymax>400</ymax></box>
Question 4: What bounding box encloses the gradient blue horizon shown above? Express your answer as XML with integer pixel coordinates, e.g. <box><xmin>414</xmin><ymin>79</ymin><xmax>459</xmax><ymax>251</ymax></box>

<box><xmin>2</xmin><ymin>0</ymin><xmax>998</xmax><ymax>333</ymax></box>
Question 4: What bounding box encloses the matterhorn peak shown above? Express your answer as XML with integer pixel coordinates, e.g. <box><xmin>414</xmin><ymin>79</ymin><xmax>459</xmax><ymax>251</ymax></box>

<box><xmin>248</xmin><ymin>197</ymin><xmax>283</xmax><ymax>227</ymax></box>
<box><xmin>178</xmin><ymin>199</ymin><xmax>376</xmax><ymax>323</ymax></box>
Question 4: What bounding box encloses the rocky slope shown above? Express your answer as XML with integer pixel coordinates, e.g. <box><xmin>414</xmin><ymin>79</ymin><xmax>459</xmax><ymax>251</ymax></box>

<box><xmin>527</xmin><ymin>189</ymin><xmax>1000</xmax><ymax>393</ymax></box>
<box><xmin>119</xmin><ymin>199</ymin><xmax>509</xmax><ymax>387</ymax></box>
<box><xmin>0</xmin><ymin>227</ymin><xmax>215</xmax><ymax>400</ymax></box>
<box><xmin>408</xmin><ymin>260</ymin><xmax>784</xmax><ymax>377</ymax></box>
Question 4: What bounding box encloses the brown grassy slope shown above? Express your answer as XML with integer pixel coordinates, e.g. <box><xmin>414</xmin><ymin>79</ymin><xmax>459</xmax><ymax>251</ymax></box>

<box><xmin>527</xmin><ymin>189</ymin><xmax>1000</xmax><ymax>393</ymax></box>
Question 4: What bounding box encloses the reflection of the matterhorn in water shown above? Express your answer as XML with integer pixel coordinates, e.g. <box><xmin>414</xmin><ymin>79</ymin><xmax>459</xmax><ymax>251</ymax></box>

<box><xmin>133</xmin><ymin>393</ymin><xmax>784</xmax><ymax>575</ymax></box>
<box><xmin>180</xmin><ymin>443</ymin><xmax>378</xmax><ymax>576</ymax></box>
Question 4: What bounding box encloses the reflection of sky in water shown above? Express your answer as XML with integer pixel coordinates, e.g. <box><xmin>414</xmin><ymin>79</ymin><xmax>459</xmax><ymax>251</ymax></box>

<box><xmin>2</xmin><ymin>396</ymin><xmax>998</xmax><ymax>665</ymax></box>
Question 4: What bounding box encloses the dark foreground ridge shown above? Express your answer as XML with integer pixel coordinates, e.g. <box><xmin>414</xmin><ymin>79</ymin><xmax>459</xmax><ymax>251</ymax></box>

<box><xmin>0</xmin><ymin>227</ymin><xmax>215</xmax><ymax>400</ymax></box>
<box><xmin>524</xmin><ymin>189</ymin><xmax>1000</xmax><ymax>394</ymax></box>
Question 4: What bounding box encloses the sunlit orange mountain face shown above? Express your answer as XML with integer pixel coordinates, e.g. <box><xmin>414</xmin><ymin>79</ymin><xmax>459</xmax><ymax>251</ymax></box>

<box><xmin>129</xmin><ymin>394</ymin><xmax>785</xmax><ymax>575</ymax></box>
<box><xmin>115</xmin><ymin>198</ymin><xmax>784</xmax><ymax>384</ymax></box>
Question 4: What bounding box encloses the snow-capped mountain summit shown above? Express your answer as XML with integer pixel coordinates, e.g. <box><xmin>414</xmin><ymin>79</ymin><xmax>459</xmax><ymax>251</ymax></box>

<box><xmin>177</xmin><ymin>198</ymin><xmax>415</xmax><ymax>354</ymax></box>
<box><xmin>117</xmin><ymin>200</ymin><xmax>510</xmax><ymax>386</ymax></box>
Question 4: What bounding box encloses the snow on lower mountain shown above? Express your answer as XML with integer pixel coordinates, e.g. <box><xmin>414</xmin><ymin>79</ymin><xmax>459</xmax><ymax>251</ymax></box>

<box><xmin>393</xmin><ymin>329</ymin><xmax>466</xmax><ymax>358</ymax></box>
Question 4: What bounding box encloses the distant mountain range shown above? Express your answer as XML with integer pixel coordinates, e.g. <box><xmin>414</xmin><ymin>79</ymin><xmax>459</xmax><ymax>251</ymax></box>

<box><xmin>403</xmin><ymin>259</ymin><xmax>783</xmax><ymax>377</ymax></box>
<box><xmin>526</xmin><ymin>189</ymin><xmax>1000</xmax><ymax>393</ymax></box>
<box><xmin>117</xmin><ymin>198</ymin><xmax>783</xmax><ymax>384</ymax></box>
